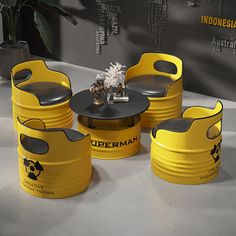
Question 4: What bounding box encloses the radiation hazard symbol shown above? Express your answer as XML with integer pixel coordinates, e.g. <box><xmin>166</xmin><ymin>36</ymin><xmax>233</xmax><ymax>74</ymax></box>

<box><xmin>23</xmin><ymin>158</ymin><xmax>44</xmax><ymax>180</ymax></box>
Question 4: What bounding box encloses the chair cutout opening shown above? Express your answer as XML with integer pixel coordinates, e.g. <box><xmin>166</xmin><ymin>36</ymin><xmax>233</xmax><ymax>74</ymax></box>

<box><xmin>20</xmin><ymin>134</ymin><xmax>49</xmax><ymax>155</ymax></box>
<box><xmin>207</xmin><ymin>120</ymin><xmax>222</xmax><ymax>139</ymax></box>
<box><xmin>154</xmin><ymin>60</ymin><xmax>177</xmax><ymax>75</ymax></box>
<box><xmin>13</xmin><ymin>69</ymin><xmax>32</xmax><ymax>85</ymax></box>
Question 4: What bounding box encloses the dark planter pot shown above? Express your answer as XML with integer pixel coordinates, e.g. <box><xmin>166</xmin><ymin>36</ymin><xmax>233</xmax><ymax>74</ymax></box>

<box><xmin>0</xmin><ymin>41</ymin><xmax>30</xmax><ymax>79</ymax></box>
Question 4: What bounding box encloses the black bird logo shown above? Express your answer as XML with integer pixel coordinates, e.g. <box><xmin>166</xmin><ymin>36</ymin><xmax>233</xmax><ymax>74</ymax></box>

<box><xmin>210</xmin><ymin>141</ymin><xmax>222</xmax><ymax>163</ymax></box>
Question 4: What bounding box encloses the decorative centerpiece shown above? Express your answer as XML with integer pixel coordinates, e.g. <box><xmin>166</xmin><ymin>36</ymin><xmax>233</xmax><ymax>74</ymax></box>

<box><xmin>69</xmin><ymin>63</ymin><xmax>150</xmax><ymax>160</ymax></box>
<box><xmin>89</xmin><ymin>62</ymin><xmax>129</xmax><ymax>106</ymax></box>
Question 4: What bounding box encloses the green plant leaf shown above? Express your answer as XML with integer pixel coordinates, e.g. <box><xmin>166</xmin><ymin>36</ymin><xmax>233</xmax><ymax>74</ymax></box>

<box><xmin>47</xmin><ymin>4</ymin><xmax>78</xmax><ymax>25</ymax></box>
<box><xmin>37</xmin><ymin>2</ymin><xmax>78</xmax><ymax>25</ymax></box>
<box><xmin>0</xmin><ymin>0</ymin><xmax>17</xmax><ymax>7</ymax></box>
<box><xmin>34</xmin><ymin>11</ymin><xmax>53</xmax><ymax>53</ymax></box>
<box><xmin>39</xmin><ymin>0</ymin><xmax>57</xmax><ymax>4</ymax></box>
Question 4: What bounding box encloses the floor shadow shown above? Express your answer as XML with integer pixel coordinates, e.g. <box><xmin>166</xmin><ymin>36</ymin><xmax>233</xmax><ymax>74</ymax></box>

<box><xmin>212</xmin><ymin>168</ymin><xmax>232</xmax><ymax>183</ymax></box>
<box><xmin>124</xmin><ymin>144</ymin><xmax>149</xmax><ymax>162</ymax></box>
<box><xmin>212</xmin><ymin>145</ymin><xmax>236</xmax><ymax>183</ymax></box>
<box><xmin>141</xmin><ymin>127</ymin><xmax>152</xmax><ymax>133</ymax></box>
<box><xmin>135</xmin><ymin>144</ymin><xmax>149</xmax><ymax>156</ymax></box>
<box><xmin>66</xmin><ymin>163</ymin><xmax>117</xmax><ymax>203</ymax></box>
<box><xmin>88</xmin><ymin>164</ymin><xmax>111</xmax><ymax>189</ymax></box>
<box><xmin>0</xmin><ymin>184</ymin><xmax>77</xmax><ymax>236</ymax></box>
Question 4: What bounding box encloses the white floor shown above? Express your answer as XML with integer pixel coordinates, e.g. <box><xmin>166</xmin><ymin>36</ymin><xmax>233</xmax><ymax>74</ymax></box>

<box><xmin>0</xmin><ymin>61</ymin><xmax>236</xmax><ymax>236</ymax></box>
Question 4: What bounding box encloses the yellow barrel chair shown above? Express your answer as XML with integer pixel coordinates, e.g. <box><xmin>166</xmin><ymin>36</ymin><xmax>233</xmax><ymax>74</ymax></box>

<box><xmin>150</xmin><ymin>101</ymin><xmax>223</xmax><ymax>184</ymax></box>
<box><xmin>125</xmin><ymin>53</ymin><xmax>183</xmax><ymax>128</ymax></box>
<box><xmin>11</xmin><ymin>60</ymin><xmax>73</xmax><ymax>130</ymax></box>
<box><xmin>17</xmin><ymin>118</ymin><xmax>92</xmax><ymax>198</ymax></box>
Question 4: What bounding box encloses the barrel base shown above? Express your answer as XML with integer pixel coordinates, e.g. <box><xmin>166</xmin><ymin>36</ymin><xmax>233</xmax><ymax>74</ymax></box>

<box><xmin>78</xmin><ymin>116</ymin><xmax>141</xmax><ymax>160</ymax></box>
<box><xmin>140</xmin><ymin>94</ymin><xmax>182</xmax><ymax>129</ymax></box>
<box><xmin>12</xmin><ymin>101</ymin><xmax>73</xmax><ymax>131</ymax></box>
<box><xmin>18</xmin><ymin>151</ymin><xmax>92</xmax><ymax>199</ymax></box>
<box><xmin>19</xmin><ymin>175</ymin><xmax>91</xmax><ymax>199</ymax></box>
<box><xmin>151</xmin><ymin>164</ymin><xmax>219</xmax><ymax>185</ymax></box>
<box><xmin>150</xmin><ymin>140</ymin><xmax>221</xmax><ymax>185</ymax></box>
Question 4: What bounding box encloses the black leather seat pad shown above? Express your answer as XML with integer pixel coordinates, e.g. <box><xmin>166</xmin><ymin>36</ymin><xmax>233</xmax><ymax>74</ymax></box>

<box><xmin>152</xmin><ymin>118</ymin><xmax>194</xmax><ymax>138</ymax></box>
<box><xmin>125</xmin><ymin>75</ymin><xmax>173</xmax><ymax>97</ymax></box>
<box><xmin>20</xmin><ymin>82</ymin><xmax>72</xmax><ymax>106</ymax></box>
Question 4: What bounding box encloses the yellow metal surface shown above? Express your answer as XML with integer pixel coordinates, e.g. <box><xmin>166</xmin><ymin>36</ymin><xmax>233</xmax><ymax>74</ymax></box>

<box><xmin>11</xmin><ymin>60</ymin><xmax>73</xmax><ymax>130</ymax></box>
<box><xmin>17</xmin><ymin>118</ymin><xmax>92</xmax><ymax>198</ymax></box>
<box><xmin>78</xmin><ymin>116</ymin><xmax>141</xmax><ymax>160</ymax></box>
<box><xmin>150</xmin><ymin>101</ymin><xmax>223</xmax><ymax>184</ymax></box>
<box><xmin>125</xmin><ymin>53</ymin><xmax>183</xmax><ymax>128</ymax></box>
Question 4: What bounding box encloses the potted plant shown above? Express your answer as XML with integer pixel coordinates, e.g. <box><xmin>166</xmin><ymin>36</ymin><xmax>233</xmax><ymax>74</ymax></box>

<box><xmin>0</xmin><ymin>0</ymin><xmax>77</xmax><ymax>79</ymax></box>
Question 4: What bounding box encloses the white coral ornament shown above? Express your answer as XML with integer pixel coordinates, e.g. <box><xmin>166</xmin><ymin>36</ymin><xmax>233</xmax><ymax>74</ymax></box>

<box><xmin>104</xmin><ymin>62</ymin><xmax>126</xmax><ymax>87</ymax></box>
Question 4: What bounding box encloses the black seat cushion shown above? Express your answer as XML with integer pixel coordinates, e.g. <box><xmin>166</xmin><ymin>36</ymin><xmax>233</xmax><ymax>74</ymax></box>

<box><xmin>125</xmin><ymin>75</ymin><xmax>173</xmax><ymax>97</ymax></box>
<box><xmin>20</xmin><ymin>82</ymin><xmax>72</xmax><ymax>106</ymax></box>
<box><xmin>152</xmin><ymin>118</ymin><xmax>194</xmax><ymax>138</ymax></box>
<box><xmin>21</xmin><ymin>135</ymin><xmax>49</xmax><ymax>154</ymax></box>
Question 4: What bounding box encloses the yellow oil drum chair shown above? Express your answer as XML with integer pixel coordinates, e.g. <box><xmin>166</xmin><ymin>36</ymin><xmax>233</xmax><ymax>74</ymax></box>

<box><xmin>150</xmin><ymin>101</ymin><xmax>223</xmax><ymax>184</ymax></box>
<box><xmin>17</xmin><ymin>118</ymin><xmax>92</xmax><ymax>198</ymax></box>
<box><xmin>125</xmin><ymin>53</ymin><xmax>183</xmax><ymax>128</ymax></box>
<box><xmin>11</xmin><ymin>60</ymin><xmax>73</xmax><ymax>130</ymax></box>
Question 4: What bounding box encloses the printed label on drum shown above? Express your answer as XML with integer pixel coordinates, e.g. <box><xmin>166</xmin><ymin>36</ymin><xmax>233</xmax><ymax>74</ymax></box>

<box><xmin>22</xmin><ymin>179</ymin><xmax>54</xmax><ymax>195</ymax></box>
<box><xmin>200</xmin><ymin>162</ymin><xmax>220</xmax><ymax>180</ymax></box>
<box><xmin>22</xmin><ymin>157</ymin><xmax>54</xmax><ymax>195</ymax></box>
<box><xmin>91</xmin><ymin>136</ymin><xmax>138</xmax><ymax>148</ymax></box>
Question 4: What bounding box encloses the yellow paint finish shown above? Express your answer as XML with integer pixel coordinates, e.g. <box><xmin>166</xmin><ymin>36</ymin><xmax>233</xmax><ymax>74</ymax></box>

<box><xmin>78</xmin><ymin>116</ymin><xmax>141</xmax><ymax>160</ymax></box>
<box><xmin>150</xmin><ymin>102</ymin><xmax>223</xmax><ymax>184</ymax></box>
<box><xmin>11</xmin><ymin>60</ymin><xmax>73</xmax><ymax>131</ymax></box>
<box><xmin>17</xmin><ymin>118</ymin><xmax>91</xmax><ymax>198</ymax></box>
<box><xmin>125</xmin><ymin>53</ymin><xmax>183</xmax><ymax>128</ymax></box>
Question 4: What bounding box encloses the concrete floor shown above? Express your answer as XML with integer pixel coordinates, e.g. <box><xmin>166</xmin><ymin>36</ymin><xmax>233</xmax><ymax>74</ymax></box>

<box><xmin>0</xmin><ymin>61</ymin><xmax>236</xmax><ymax>236</ymax></box>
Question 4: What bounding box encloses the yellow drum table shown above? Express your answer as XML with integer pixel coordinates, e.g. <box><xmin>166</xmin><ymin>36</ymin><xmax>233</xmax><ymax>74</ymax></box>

<box><xmin>70</xmin><ymin>89</ymin><xmax>149</xmax><ymax>160</ymax></box>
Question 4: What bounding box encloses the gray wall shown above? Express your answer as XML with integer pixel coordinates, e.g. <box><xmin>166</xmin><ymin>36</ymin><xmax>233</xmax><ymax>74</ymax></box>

<box><xmin>23</xmin><ymin>0</ymin><xmax>236</xmax><ymax>101</ymax></box>
<box><xmin>0</xmin><ymin>15</ymin><xmax>3</xmax><ymax>41</ymax></box>
<box><xmin>59</xmin><ymin>0</ymin><xmax>167</xmax><ymax>69</ymax></box>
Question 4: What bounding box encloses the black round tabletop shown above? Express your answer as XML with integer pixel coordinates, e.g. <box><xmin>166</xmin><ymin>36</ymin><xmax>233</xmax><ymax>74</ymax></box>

<box><xmin>69</xmin><ymin>89</ymin><xmax>150</xmax><ymax>120</ymax></box>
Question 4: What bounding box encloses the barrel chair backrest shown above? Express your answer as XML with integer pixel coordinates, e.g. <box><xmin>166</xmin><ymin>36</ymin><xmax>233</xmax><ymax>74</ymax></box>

<box><xmin>11</xmin><ymin>60</ymin><xmax>73</xmax><ymax>130</ymax></box>
<box><xmin>125</xmin><ymin>53</ymin><xmax>183</xmax><ymax>128</ymax></box>
<box><xmin>17</xmin><ymin>118</ymin><xmax>91</xmax><ymax>198</ymax></box>
<box><xmin>182</xmin><ymin>101</ymin><xmax>223</xmax><ymax>139</ymax></box>
<box><xmin>153</xmin><ymin>101</ymin><xmax>223</xmax><ymax>151</ymax></box>
<box><xmin>11</xmin><ymin>60</ymin><xmax>71</xmax><ymax>107</ymax></box>
<box><xmin>125</xmin><ymin>53</ymin><xmax>182</xmax><ymax>81</ymax></box>
<box><xmin>17</xmin><ymin>118</ymin><xmax>90</xmax><ymax>162</ymax></box>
